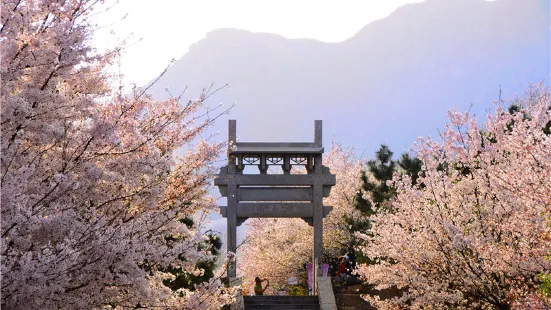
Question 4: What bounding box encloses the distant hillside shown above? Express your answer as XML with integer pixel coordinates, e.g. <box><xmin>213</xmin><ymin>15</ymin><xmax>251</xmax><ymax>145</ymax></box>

<box><xmin>147</xmin><ymin>0</ymin><xmax>549</xmax><ymax>155</ymax></box>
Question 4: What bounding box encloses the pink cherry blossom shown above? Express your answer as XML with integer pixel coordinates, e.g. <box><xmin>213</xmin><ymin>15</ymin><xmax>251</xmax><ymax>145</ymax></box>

<box><xmin>356</xmin><ymin>86</ymin><xmax>551</xmax><ymax>309</ymax></box>
<box><xmin>1</xmin><ymin>1</ymin><xmax>235</xmax><ymax>308</ymax></box>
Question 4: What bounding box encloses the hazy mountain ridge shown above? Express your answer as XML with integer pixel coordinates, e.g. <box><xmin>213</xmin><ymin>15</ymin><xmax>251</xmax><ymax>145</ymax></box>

<box><xmin>148</xmin><ymin>0</ymin><xmax>549</xmax><ymax>155</ymax></box>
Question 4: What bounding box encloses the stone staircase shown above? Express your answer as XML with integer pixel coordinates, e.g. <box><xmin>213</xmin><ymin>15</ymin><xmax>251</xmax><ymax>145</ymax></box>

<box><xmin>243</xmin><ymin>295</ymin><xmax>320</xmax><ymax>310</ymax></box>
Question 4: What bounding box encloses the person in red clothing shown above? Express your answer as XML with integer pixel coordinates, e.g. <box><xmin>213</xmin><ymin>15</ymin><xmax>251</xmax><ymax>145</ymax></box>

<box><xmin>337</xmin><ymin>255</ymin><xmax>349</xmax><ymax>276</ymax></box>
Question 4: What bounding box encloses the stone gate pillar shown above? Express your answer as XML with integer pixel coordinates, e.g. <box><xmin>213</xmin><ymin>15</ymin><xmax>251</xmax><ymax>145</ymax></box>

<box><xmin>227</xmin><ymin>120</ymin><xmax>237</xmax><ymax>278</ymax></box>
<box><xmin>312</xmin><ymin>120</ymin><xmax>323</xmax><ymax>292</ymax></box>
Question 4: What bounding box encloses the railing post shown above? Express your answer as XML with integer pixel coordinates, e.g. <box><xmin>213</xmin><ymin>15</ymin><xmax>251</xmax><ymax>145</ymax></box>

<box><xmin>314</xmin><ymin>257</ymin><xmax>319</xmax><ymax>295</ymax></box>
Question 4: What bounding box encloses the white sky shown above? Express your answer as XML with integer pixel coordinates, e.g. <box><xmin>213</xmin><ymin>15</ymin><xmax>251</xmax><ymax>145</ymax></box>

<box><xmin>92</xmin><ymin>0</ymin><xmax>425</xmax><ymax>86</ymax></box>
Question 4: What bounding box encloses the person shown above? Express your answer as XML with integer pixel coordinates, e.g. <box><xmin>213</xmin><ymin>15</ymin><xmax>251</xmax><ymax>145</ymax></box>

<box><xmin>337</xmin><ymin>255</ymin><xmax>349</xmax><ymax>277</ymax></box>
<box><xmin>254</xmin><ymin>276</ymin><xmax>269</xmax><ymax>295</ymax></box>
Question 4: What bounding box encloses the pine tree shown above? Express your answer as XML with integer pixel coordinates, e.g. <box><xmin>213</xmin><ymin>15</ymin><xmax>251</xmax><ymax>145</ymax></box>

<box><xmin>349</xmin><ymin>145</ymin><xmax>422</xmax><ymax>263</ymax></box>
<box><xmin>161</xmin><ymin>222</ymin><xmax>223</xmax><ymax>292</ymax></box>
<box><xmin>398</xmin><ymin>153</ymin><xmax>423</xmax><ymax>187</ymax></box>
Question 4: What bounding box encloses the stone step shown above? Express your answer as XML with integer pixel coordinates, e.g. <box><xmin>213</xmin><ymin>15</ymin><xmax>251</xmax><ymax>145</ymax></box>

<box><xmin>244</xmin><ymin>296</ymin><xmax>319</xmax><ymax>302</ymax></box>
<box><xmin>244</xmin><ymin>296</ymin><xmax>320</xmax><ymax>310</ymax></box>
<box><xmin>245</xmin><ymin>306</ymin><xmax>320</xmax><ymax>310</ymax></box>
<box><xmin>246</xmin><ymin>300</ymin><xmax>319</xmax><ymax>305</ymax></box>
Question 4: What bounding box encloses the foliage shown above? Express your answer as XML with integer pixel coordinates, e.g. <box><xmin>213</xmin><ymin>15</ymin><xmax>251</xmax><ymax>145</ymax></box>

<box><xmin>287</xmin><ymin>285</ymin><xmax>309</xmax><ymax>296</ymax></box>
<box><xmin>350</xmin><ymin>145</ymin><xmax>396</xmax><ymax>233</ymax></box>
<box><xmin>397</xmin><ymin>153</ymin><xmax>423</xmax><ymax>187</ymax></box>
<box><xmin>349</xmin><ymin>145</ymin><xmax>422</xmax><ymax>264</ymax></box>
<box><xmin>161</xmin><ymin>221</ymin><xmax>223</xmax><ymax>292</ymax></box>
<box><xmin>539</xmin><ymin>270</ymin><xmax>551</xmax><ymax>298</ymax></box>
<box><xmin>1</xmin><ymin>0</ymin><xmax>235</xmax><ymax>308</ymax></box>
<box><xmin>357</xmin><ymin>86</ymin><xmax>551</xmax><ymax>309</ymax></box>
<box><xmin>366</xmin><ymin>145</ymin><xmax>397</xmax><ymax>205</ymax></box>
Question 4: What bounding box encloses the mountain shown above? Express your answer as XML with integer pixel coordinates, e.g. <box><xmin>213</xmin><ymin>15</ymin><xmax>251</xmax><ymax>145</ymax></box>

<box><xmin>146</xmin><ymin>0</ymin><xmax>549</xmax><ymax>156</ymax></box>
<box><xmin>147</xmin><ymin>0</ymin><xmax>549</xmax><ymax>155</ymax></box>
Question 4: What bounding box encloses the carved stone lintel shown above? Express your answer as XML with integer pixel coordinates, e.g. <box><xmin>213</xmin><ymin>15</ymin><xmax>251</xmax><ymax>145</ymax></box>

<box><xmin>218</xmin><ymin>205</ymin><xmax>332</xmax><ymax>219</ymax></box>
<box><xmin>214</xmin><ymin>174</ymin><xmax>336</xmax><ymax>186</ymax></box>
<box><xmin>239</xmin><ymin>187</ymin><xmax>312</xmax><ymax>202</ymax></box>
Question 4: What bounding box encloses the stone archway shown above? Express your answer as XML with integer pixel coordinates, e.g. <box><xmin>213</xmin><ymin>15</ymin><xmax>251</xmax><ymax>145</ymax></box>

<box><xmin>214</xmin><ymin>120</ymin><xmax>336</xmax><ymax>293</ymax></box>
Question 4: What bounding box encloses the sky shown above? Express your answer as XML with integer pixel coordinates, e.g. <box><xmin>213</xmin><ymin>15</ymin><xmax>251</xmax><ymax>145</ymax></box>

<box><xmin>91</xmin><ymin>0</ymin><xmax>425</xmax><ymax>87</ymax></box>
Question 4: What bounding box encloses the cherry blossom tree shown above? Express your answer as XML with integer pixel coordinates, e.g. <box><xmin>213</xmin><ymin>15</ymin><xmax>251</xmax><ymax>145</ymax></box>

<box><xmin>1</xmin><ymin>0</ymin><xmax>235</xmax><ymax>308</ymax></box>
<box><xmin>357</xmin><ymin>86</ymin><xmax>551</xmax><ymax>309</ymax></box>
<box><xmin>238</xmin><ymin>144</ymin><xmax>364</xmax><ymax>293</ymax></box>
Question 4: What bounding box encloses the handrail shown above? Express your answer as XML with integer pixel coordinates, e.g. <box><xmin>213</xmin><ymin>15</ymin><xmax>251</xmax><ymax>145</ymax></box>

<box><xmin>316</xmin><ymin>276</ymin><xmax>338</xmax><ymax>310</ymax></box>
